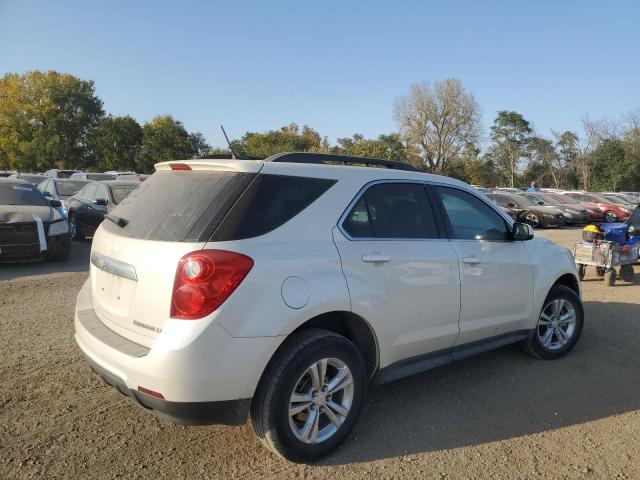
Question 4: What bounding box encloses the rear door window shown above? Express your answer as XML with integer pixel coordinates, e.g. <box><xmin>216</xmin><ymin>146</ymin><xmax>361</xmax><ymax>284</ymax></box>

<box><xmin>342</xmin><ymin>183</ymin><xmax>439</xmax><ymax>239</ymax></box>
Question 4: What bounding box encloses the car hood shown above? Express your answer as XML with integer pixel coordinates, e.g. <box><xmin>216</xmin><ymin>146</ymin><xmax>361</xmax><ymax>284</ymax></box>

<box><xmin>0</xmin><ymin>204</ymin><xmax>60</xmax><ymax>224</ymax></box>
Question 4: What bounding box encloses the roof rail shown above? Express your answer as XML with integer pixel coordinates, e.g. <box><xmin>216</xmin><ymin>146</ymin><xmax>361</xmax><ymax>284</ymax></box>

<box><xmin>264</xmin><ymin>152</ymin><xmax>419</xmax><ymax>172</ymax></box>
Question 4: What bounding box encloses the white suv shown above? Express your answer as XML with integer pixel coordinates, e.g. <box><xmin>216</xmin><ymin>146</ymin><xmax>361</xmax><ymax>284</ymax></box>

<box><xmin>74</xmin><ymin>153</ymin><xmax>583</xmax><ymax>462</ymax></box>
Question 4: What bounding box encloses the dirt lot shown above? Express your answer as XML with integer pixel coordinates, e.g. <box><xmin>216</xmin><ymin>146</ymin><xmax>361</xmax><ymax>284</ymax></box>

<box><xmin>1</xmin><ymin>228</ymin><xmax>640</xmax><ymax>479</ymax></box>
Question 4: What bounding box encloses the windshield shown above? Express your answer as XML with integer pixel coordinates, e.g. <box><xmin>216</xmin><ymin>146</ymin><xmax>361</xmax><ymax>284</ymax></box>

<box><xmin>87</xmin><ymin>173</ymin><xmax>116</xmax><ymax>181</ymax></box>
<box><xmin>110</xmin><ymin>185</ymin><xmax>137</xmax><ymax>204</ymax></box>
<box><xmin>56</xmin><ymin>170</ymin><xmax>78</xmax><ymax>179</ymax></box>
<box><xmin>0</xmin><ymin>183</ymin><xmax>49</xmax><ymax>206</ymax></box>
<box><xmin>55</xmin><ymin>180</ymin><xmax>88</xmax><ymax>196</ymax></box>
<box><xmin>532</xmin><ymin>193</ymin><xmax>559</xmax><ymax>205</ymax></box>
<box><xmin>548</xmin><ymin>194</ymin><xmax>576</xmax><ymax>204</ymax></box>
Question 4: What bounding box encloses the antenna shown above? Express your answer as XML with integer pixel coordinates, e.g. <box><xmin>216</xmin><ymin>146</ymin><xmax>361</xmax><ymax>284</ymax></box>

<box><xmin>220</xmin><ymin>125</ymin><xmax>242</xmax><ymax>160</ymax></box>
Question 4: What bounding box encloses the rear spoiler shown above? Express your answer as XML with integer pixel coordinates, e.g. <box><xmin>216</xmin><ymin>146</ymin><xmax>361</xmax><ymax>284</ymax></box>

<box><xmin>154</xmin><ymin>159</ymin><xmax>264</xmax><ymax>174</ymax></box>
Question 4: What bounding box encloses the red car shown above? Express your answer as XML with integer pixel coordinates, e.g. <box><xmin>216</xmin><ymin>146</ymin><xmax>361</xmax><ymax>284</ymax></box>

<box><xmin>545</xmin><ymin>193</ymin><xmax>604</xmax><ymax>222</ymax></box>
<box><xmin>561</xmin><ymin>192</ymin><xmax>631</xmax><ymax>223</ymax></box>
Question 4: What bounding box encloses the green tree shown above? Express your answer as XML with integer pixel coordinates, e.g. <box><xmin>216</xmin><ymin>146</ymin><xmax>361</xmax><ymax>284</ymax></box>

<box><xmin>235</xmin><ymin>123</ymin><xmax>322</xmax><ymax>158</ymax></box>
<box><xmin>592</xmin><ymin>138</ymin><xmax>628</xmax><ymax>190</ymax></box>
<box><xmin>0</xmin><ymin>70</ymin><xmax>104</xmax><ymax>171</ymax></box>
<box><xmin>332</xmin><ymin>133</ymin><xmax>407</xmax><ymax>161</ymax></box>
<box><xmin>490</xmin><ymin>111</ymin><xmax>533</xmax><ymax>187</ymax></box>
<box><xmin>187</xmin><ymin>132</ymin><xmax>211</xmax><ymax>158</ymax></box>
<box><xmin>527</xmin><ymin>137</ymin><xmax>562</xmax><ymax>188</ymax></box>
<box><xmin>88</xmin><ymin>115</ymin><xmax>142</xmax><ymax>171</ymax></box>
<box><xmin>140</xmin><ymin>115</ymin><xmax>194</xmax><ymax>171</ymax></box>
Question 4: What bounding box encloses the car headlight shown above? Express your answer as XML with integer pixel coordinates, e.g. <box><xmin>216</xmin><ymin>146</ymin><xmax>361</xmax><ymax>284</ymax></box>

<box><xmin>48</xmin><ymin>220</ymin><xmax>69</xmax><ymax>236</ymax></box>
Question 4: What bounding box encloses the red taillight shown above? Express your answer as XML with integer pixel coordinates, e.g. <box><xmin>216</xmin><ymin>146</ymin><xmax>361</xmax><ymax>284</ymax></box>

<box><xmin>170</xmin><ymin>163</ymin><xmax>191</xmax><ymax>171</ymax></box>
<box><xmin>170</xmin><ymin>250</ymin><xmax>254</xmax><ymax>319</ymax></box>
<box><xmin>138</xmin><ymin>386</ymin><xmax>165</xmax><ymax>399</ymax></box>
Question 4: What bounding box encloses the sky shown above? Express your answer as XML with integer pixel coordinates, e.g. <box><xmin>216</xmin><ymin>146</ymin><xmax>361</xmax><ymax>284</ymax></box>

<box><xmin>1</xmin><ymin>0</ymin><xmax>639</xmax><ymax>149</ymax></box>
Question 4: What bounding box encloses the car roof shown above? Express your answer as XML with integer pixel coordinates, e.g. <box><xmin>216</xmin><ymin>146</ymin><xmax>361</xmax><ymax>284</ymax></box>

<box><xmin>50</xmin><ymin>177</ymin><xmax>90</xmax><ymax>183</ymax></box>
<box><xmin>92</xmin><ymin>180</ymin><xmax>140</xmax><ymax>187</ymax></box>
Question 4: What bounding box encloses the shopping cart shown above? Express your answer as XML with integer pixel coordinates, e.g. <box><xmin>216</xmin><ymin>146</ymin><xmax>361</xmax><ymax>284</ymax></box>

<box><xmin>572</xmin><ymin>240</ymin><xmax>638</xmax><ymax>286</ymax></box>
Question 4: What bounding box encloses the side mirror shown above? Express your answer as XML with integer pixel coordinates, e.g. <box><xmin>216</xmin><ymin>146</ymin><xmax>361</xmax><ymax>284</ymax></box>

<box><xmin>507</xmin><ymin>202</ymin><xmax>516</xmax><ymax>208</ymax></box>
<box><xmin>537</xmin><ymin>201</ymin><xmax>544</xmax><ymax>205</ymax></box>
<box><xmin>512</xmin><ymin>222</ymin><xmax>534</xmax><ymax>241</ymax></box>
<box><xmin>49</xmin><ymin>199</ymin><xmax>62</xmax><ymax>208</ymax></box>
<box><xmin>94</xmin><ymin>198</ymin><xmax>108</xmax><ymax>206</ymax></box>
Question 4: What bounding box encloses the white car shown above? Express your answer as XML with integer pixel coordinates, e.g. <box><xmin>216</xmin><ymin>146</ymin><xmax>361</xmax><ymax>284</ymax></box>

<box><xmin>74</xmin><ymin>153</ymin><xmax>584</xmax><ymax>462</ymax></box>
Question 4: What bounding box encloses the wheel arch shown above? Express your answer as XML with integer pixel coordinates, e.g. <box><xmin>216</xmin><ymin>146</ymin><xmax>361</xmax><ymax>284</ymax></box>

<box><xmin>552</xmin><ymin>272</ymin><xmax>580</xmax><ymax>296</ymax></box>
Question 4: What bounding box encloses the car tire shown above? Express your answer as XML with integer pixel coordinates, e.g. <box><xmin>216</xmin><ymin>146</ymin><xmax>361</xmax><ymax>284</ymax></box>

<box><xmin>251</xmin><ymin>328</ymin><xmax>367</xmax><ymax>463</ymax></box>
<box><xmin>620</xmin><ymin>265</ymin><xmax>635</xmax><ymax>283</ymax></box>
<box><xmin>520</xmin><ymin>285</ymin><xmax>584</xmax><ymax>360</ymax></box>
<box><xmin>69</xmin><ymin>214</ymin><xmax>84</xmax><ymax>241</ymax></box>
<box><xmin>604</xmin><ymin>211</ymin><xmax>618</xmax><ymax>223</ymax></box>
<box><xmin>524</xmin><ymin>212</ymin><xmax>540</xmax><ymax>228</ymax></box>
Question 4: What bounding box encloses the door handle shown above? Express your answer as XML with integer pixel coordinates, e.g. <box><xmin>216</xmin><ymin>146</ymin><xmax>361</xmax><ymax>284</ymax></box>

<box><xmin>462</xmin><ymin>257</ymin><xmax>482</xmax><ymax>265</ymax></box>
<box><xmin>362</xmin><ymin>254</ymin><xmax>390</xmax><ymax>263</ymax></box>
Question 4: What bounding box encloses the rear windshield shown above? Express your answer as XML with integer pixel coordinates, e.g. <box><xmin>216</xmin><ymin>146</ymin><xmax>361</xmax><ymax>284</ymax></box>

<box><xmin>55</xmin><ymin>180</ymin><xmax>89</xmax><ymax>196</ymax></box>
<box><xmin>0</xmin><ymin>183</ymin><xmax>48</xmax><ymax>206</ymax></box>
<box><xmin>110</xmin><ymin>185</ymin><xmax>137</xmax><ymax>204</ymax></box>
<box><xmin>103</xmin><ymin>171</ymin><xmax>335</xmax><ymax>242</ymax></box>
<box><xmin>103</xmin><ymin>171</ymin><xmax>256</xmax><ymax>241</ymax></box>
<box><xmin>57</xmin><ymin>170</ymin><xmax>77</xmax><ymax>179</ymax></box>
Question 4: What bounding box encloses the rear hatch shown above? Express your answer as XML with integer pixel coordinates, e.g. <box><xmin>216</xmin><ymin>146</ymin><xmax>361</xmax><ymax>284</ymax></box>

<box><xmin>89</xmin><ymin>160</ymin><xmax>262</xmax><ymax>347</ymax></box>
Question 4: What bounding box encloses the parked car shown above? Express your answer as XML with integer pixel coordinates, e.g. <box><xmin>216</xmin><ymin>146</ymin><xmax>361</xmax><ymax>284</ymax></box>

<box><xmin>38</xmin><ymin>178</ymin><xmax>90</xmax><ymax>219</ymax></box>
<box><xmin>0</xmin><ymin>178</ymin><xmax>70</xmax><ymax>261</ymax></box>
<box><xmin>521</xmin><ymin>192</ymin><xmax>589</xmax><ymax>224</ymax></box>
<box><xmin>619</xmin><ymin>191</ymin><xmax>640</xmax><ymax>202</ymax></box>
<box><xmin>496</xmin><ymin>187</ymin><xmax>522</xmax><ymax>194</ymax></box>
<box><xmin>75</xmin><ymin>153</ymin><xmax>584</xmax><ymax>462</ymax></box>
<box><xmin>486</xmin><ymin>192</ymin><xmax>565</xmax><ymax>227</ymax></box>
<box><xmin>542</xmin><ymin>192</ymin><xmax>604</xmax><ymax>222</ymax></box>
<box><xmin>67</xmin><ymin>180</ymin><xmax>139</xmax><ymax>240</ymax></box>
<box><xmin>43</xmin><ymin>168</ymin><xmax>80</xmax><ymax>179</ymax></box>
<box><xmin>70</xmin><ymin>172</ymin><xmax>117</xmax><ymax>181</ymax></box>
<box><xmin>7</xmin><ymin>173</ymin><xmax>46</xmax><ymax>186</ymax></box>
<box><xmin>0</xmin><ymin>170</ymin><xmax>17</xmax><ymax>178</ymax></box>
<box><xmin>561</xmin><ymin>192</ymin><xmax>632</xmax><ymax>223</ymax></box>
<box><xmin>599</xmin><ymin>192</ymin><xmax>639</xmax><ymax>207</ymax></box>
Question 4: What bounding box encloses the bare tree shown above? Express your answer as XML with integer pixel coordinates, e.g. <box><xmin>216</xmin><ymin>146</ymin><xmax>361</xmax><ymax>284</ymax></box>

<box><xmin>394</xmin><ymin>78</ymin><xmax>481</xmax><ymax>172</ymax></box>
<box><xmin>577</xmin><ymin>115</ymin><xmax>617</xmax><ymax>189</ymax></box>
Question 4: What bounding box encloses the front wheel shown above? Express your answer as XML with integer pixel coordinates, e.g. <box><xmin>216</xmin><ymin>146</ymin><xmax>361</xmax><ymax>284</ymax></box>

<box><xmin>520</xmin><ymin>285</ymin><xmax>584</xmax><ymax>360</ymax></box>
<box><xmin>251</xmin><ymin>329</ymin><xmax>366</xmax><ymax>462</ymax></box>
<box><xmin>524</xmin><ymin>212</ymin><xmax>540</xmax><ymax>228</ymax></box>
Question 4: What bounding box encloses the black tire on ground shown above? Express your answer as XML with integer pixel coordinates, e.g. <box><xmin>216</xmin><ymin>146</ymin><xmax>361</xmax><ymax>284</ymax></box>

<box><xmin>69</xmin><ymin>214</ymin><xmax>84</xmax><ymax>241</ymax></box>
<box><xmin>604</xmin><ymin>268</ymin><xmax>617</xmax><ymax>286</ymax></box>
<box><xmin>578</xmin><ymin>264</ymin><xmax>586</xmax><ymax>281</ymax></box>
<box><xmin>520</xmin><ymin>285</ymin><xmax>584</xmax><ymax>360</ymax></box>
<box><xmin>48</xmin><ymin>236</ymin><xmax>71</xmax><ymax>262</ymax></box>
<box><xmin>620</xmin><ymin>264</ymin><xmax>635</xmax><ymax>283</ymax></box>
<box><xmin>251</xmin><ymin>328</ymin><xmax>367</xmax><ymax>463</ymax></box>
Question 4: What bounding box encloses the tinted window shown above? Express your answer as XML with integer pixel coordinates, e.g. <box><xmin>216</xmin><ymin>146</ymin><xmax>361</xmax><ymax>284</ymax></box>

<box><xmin>343</xmin><ymin>183</ymin><xmax>439</xmax><ymax>239</ymax></box>
<box><xmin>0</xmin><ymin>183</ymin><xmax>48</xmax><ymax>206</ymax></box>
<box><xmin>110</xmin><ymin>185</ymin><xmax>137</xmax><ymax>204</ymax></box>
<box><xmin>486</xmin><ymin>193</ymin><xmax>513</xmax><ymax>207</ymax></box>
<box><xmin>436</xmin><ymin>186</ymin><xmax>510</xmax><ymax>241</ymax></box>
<box><xmin>55</xmin><ymin>181</ymin><xmax>88</xmax><ymax>196</ymax></box>
<box><xmin>212</xmin><ymin>175</ymin><xmax>336</xmax><ymax>241</ymax></box>
<box><xmin>57</xmin><ymin>170</ymin><xmax>77</xmax><ymax>179</ymax></box>
<box><xmin>103</xmin><ymin>170</ymin><xmax>255</xmax><ymax>242</ymax></box>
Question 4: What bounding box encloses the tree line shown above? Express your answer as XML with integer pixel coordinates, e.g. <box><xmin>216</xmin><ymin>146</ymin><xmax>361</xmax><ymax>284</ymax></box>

<box><xmin>1</xmin><ymin>71</ymin><xmax>638</xmax><ymax>191</ymax></box>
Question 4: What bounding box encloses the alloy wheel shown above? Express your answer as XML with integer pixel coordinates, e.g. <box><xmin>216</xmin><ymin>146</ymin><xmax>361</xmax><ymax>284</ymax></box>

<box><xmin>604</xmin><ymin>211</ymin><xmax>617</xmax><ymax>222</ymax></box>
<box><xmin>537</xmin><ymin>299</ymin><xmax>577</xmax><ymax>351</ymax></box>
<box><xmin>288</xmin><ymin>358</ymin><xmax>354</xmax><ymax>444</ymax></box>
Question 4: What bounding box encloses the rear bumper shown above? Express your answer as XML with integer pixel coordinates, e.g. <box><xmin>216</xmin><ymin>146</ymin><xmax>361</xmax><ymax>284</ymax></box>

<box><xmin>86</xmin><ymin>357</ymin><xmax>250</xmax><ymax>425</ymax></box>
<box><xmin>74</xmin><ymin>278</ymin><xmax>283</xmax><ymax>425</ymax></box>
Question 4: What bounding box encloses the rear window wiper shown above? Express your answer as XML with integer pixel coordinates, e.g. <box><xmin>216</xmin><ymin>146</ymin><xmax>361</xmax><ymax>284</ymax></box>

<box><xmin>105</xmin><ymin>213</ymin><xmax>129</xmax><ymax>228</ymax></box>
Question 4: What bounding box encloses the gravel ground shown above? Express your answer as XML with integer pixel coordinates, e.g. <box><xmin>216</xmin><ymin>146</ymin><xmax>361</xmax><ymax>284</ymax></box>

<box><xmin>1</xmin><ymin>229</ymin><xmax>640</xmax><ymax>479</ymax></box>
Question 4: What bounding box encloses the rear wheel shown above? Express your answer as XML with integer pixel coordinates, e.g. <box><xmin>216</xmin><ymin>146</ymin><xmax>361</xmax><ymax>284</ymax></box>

<box><xmin>251</xmin><ymin>329</ymin><xmax>366</xmax><ymax>462</ymax></box>
<box><xmin>604</xmin><ymin>211</ymin><xmax>618</xmax><ymax>223</ymax></box>
<box><xmin>521</xmin><ymin>285</ymin><xmax>583</xmax><ymax>359</ymax></box>
<box><xmin>620</xmin><ymin>264</ymin><xmax>635</xmax><ymax>283</ymax></box>
<box><xmin>578</xmin><ymin>264</ymin><xmax>586</xmax><ymax>281</ymax></box>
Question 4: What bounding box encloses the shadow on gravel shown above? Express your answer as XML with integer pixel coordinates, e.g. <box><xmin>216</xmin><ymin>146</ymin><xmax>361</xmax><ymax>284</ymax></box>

<box><xmin>321</xmin><ymin>300</ymin><xmax>640</xmax><ymax>466</ymax></box>
<box><xmin>0</xmin><ymin>240</ymin><xmax>90</xmax><ymax>281</ymax></box>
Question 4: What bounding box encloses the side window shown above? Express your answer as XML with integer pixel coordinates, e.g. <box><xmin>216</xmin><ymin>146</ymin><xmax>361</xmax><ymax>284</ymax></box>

<box><xmin>342</xmin><ymin>183</ymin><xmax>439</xmax><ymax>239</ymax></box>
<box><xmin>83</xmin><ymin>184</ymin><xmax>98</xmax><ymax>199</ymax></box>
<box><xmin>95</xmin><ymin>185</ymin><xmax>108</xmax><ymax>200</ymax></box>
<box><xmin>436</xmin><ymin>186</ymin><xmax>510</xmax><ymax>241</ymax></box>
